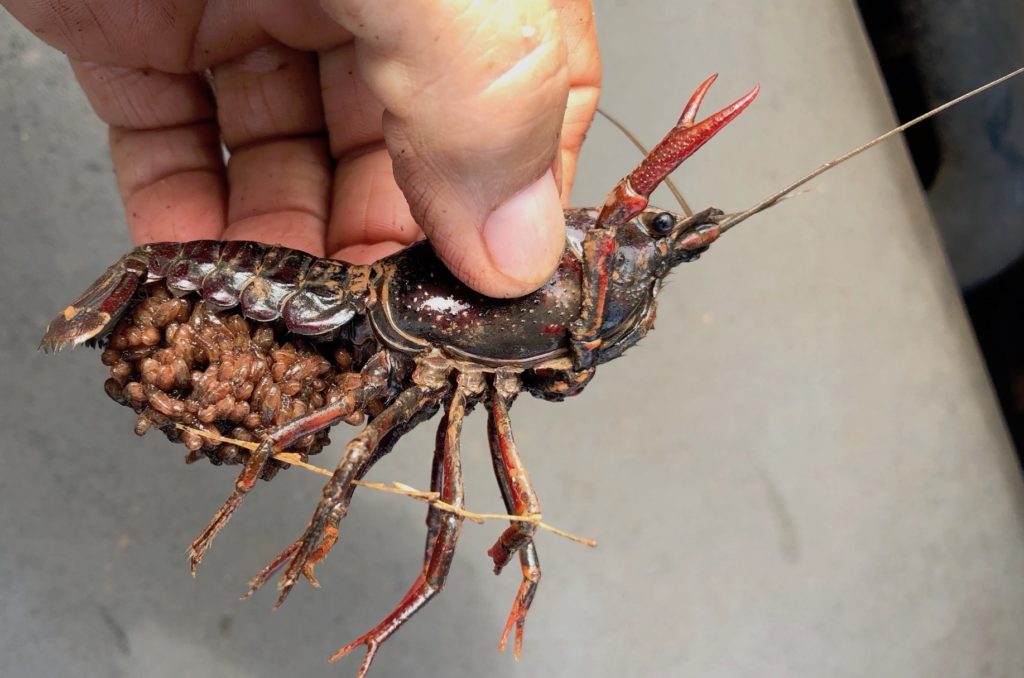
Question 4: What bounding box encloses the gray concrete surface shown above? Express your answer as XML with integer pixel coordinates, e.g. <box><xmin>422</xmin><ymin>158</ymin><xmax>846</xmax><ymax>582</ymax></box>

<box><xmin>3</xmin><ymin>1</ymin><xmax>1024</xmax><ymax>677</ymax></box>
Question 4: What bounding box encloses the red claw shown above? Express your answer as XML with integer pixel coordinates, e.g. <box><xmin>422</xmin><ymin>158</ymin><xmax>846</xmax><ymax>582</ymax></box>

<box><xmin>597</xmin><ymin>76</ymin><xmax>760</xmax><ymax>227</ymax></box>
<box><xmin>678</xmin><ymin>73</ymin><xmax>719</xmax><ymax>125</ymax></box>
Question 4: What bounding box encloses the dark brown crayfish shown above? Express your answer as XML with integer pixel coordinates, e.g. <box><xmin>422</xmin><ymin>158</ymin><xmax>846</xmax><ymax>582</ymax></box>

<box><xmin>40</xmin><ymin>74</ymin><xmax>755</xmax><ymax>675</ymax></box>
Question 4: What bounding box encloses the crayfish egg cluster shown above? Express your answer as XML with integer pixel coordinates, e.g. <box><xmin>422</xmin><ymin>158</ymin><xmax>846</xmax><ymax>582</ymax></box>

<box><xmin>100</xmin><ymin>284</ymin><xmax>355</xmax><ymax>479</ymax></box>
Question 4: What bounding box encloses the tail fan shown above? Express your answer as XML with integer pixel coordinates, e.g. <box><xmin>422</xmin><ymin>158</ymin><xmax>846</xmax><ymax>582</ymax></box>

<box><xmin>39</xmin><ymin>250</ymin><xmax>149</xmax><ymax>352</ymax></box>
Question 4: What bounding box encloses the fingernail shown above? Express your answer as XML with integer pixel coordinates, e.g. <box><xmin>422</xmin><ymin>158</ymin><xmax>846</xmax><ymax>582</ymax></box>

<box><xmin>482</xmin><ymin>170</ymin><xmax>564</xmax><ymax>288</ymax></box>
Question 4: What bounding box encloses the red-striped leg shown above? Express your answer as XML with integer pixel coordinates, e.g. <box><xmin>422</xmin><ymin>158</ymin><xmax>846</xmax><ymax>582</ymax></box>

<box><xmin>187</xmin><ymin>438</ymin><xmax>272</xmax><ymax>574</ymax></box>
<box><xmin>329</xmin><ymin>373</ymin><xmax>474</xmax><ymax>678</ymax></box>
<box><xmin>188</xmin><ymin>355</ymin><xmax>389</xmax><ymax>574</ymax></box>
<box><xmin>240</xmin><ymin>423</ymin><xmax>409</xmax><ymax>598</ymax></box>
<box><xmin>501</xmin><ymin>543</ymin><xmax>541</xmax><ymax>658</ymax></box>
<box><xmin>486</xmin><ymin>373</ymin><xmax>542</xmax><ymax>658</ymax></box>
<box><xmin>422</xmin><ymin>425</ymin><xmax>446</xmax><ymax>567</ymax></box>
<box><xmin>256</xmin><ymin>381</ymin><xmax>446</xmax><ymax>611</ymax></box>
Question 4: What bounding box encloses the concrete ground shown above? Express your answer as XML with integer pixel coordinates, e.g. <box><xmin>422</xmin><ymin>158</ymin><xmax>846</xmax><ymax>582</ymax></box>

<box><xmin>2</xmin><ymin>1</ymin><xmax>1024</xmax><ymax>677</ymax></box>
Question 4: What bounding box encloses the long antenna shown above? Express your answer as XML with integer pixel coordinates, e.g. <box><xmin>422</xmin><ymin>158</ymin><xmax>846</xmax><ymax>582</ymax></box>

<box><xmin>717</xmin><ymin>65</ymin><xmax>1024</xmax><ymax>233</ymax></box>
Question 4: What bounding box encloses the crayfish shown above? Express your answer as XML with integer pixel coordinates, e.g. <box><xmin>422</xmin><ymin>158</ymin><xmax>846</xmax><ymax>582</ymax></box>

<box><xmin>40</xmin><ymin>66</ymin><xmax>1023</xmax><ymax>676</ymax></box>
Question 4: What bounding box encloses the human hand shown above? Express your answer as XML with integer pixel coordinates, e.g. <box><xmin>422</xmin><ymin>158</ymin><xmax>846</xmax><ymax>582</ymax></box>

<box><xmin>4</xmin><ymin>0</ymin><xmax>601</xmax><ymax>297</ymax></box>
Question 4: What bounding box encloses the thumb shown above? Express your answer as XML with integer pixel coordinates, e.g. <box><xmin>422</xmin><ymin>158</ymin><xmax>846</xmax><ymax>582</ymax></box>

<box><xmin>322</xmin><ymin>0</ymin><xmax>569</xmax><ymax>297</ymax></box>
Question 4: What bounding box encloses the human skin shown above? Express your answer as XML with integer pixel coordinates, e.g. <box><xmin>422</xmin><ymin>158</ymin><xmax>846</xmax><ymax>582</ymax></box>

<box><xmin>2</xmin><ymin>0</ymin><xmax>601</xmax><ymax>297</ymax></box>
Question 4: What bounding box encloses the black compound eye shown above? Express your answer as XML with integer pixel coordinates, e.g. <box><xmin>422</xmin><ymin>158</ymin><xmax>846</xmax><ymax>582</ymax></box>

<box><xmin>650</xmin><ymin>211</ymin><xmax>676</xmax><ymax>236</ymax></box>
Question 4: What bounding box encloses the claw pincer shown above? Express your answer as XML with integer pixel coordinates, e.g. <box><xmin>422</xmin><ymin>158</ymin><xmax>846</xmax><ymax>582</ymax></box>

<box><xmin>40</xmin><ymin>75</ymin><xmax>756</xmax><ymax>676</ymax></box>
<box><xmin>597</xmin><ymin>74</ymin><xmax>759</xmax><ymax>227</ymax></box>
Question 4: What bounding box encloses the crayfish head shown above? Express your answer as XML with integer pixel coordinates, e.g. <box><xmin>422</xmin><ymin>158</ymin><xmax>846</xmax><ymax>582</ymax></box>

<box><xmin>632</xmin><ymin>206</ymin><xmax>725</xmax><ymax>277</ymax></box>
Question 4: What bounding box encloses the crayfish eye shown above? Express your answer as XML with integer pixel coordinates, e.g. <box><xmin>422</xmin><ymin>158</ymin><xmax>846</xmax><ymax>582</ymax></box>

<box><xmin>650</xmin><ymin>211</ymin><xmax>676</xmax><ymax>236</ymax></box>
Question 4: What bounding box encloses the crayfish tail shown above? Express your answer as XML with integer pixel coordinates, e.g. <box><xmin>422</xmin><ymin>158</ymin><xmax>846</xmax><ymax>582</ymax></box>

<box><xmin>39</xmin><ymin>303</ymin><xmax>116</xmax><ymax>352</ymax></box>
<box><xmin>39</xmin><ymin>251</ymin><xmax>148</xmax><ymax>352</ymax></box>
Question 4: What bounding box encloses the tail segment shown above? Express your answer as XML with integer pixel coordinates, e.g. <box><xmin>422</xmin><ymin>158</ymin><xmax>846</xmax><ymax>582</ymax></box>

<box><xmin>40</xmin><ymin>249</ymin><xmax>150</xmax><ymax>352</ymax></box>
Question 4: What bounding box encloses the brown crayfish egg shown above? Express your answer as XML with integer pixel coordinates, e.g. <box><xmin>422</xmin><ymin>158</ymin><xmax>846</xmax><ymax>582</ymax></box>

<box><xmin>101</xmin><ymin>283</ymin><xmax>360</xmax><ymax>479</ymax></box>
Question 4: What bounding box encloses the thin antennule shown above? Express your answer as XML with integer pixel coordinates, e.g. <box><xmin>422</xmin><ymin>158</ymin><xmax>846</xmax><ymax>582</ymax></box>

<box><xmin>596</xmin><ymin>108</ymin><xmax>693</xmax><ymax>217</ymax></box>
<box><xmin>717</xmin><ymin>65</ymin><xmax>1024</xmax><ymax>234</ymax></box>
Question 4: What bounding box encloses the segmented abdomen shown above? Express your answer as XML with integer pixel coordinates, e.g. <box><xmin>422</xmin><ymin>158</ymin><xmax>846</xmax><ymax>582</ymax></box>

<box><xmin>40</xmin><ymin>241</ymin><xmax>370</xmax><ymax>351</ymax></box>
<box><xmin>148</xmin><ymin>241</ymin><xmax>368</xmax><ymax>332</ymax></box>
